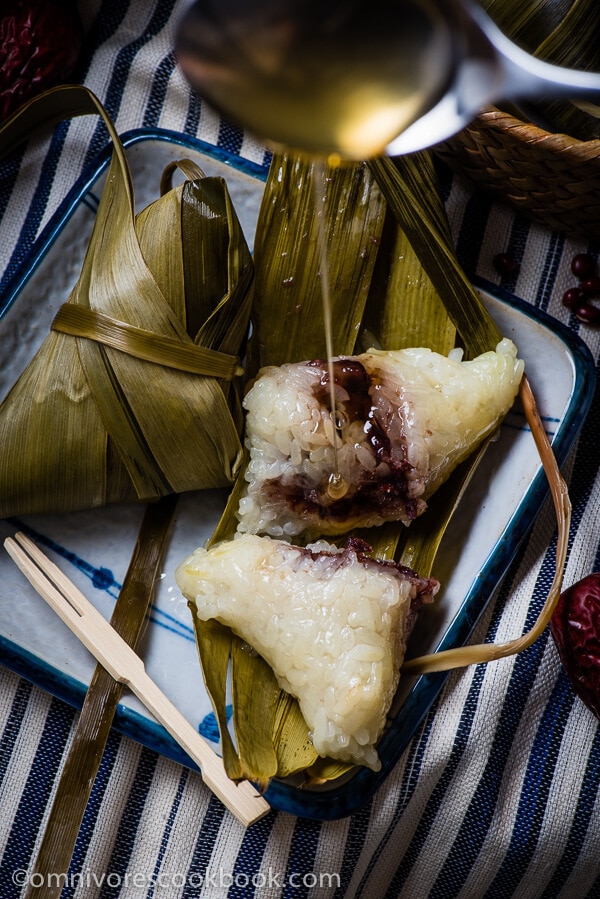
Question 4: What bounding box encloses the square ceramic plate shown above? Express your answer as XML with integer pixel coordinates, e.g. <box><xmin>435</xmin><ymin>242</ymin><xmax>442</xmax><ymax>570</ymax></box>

<box><xmin>0</xmin><ymin>130</ymin><xmax>595</xmax><ymax>819</ymax></box>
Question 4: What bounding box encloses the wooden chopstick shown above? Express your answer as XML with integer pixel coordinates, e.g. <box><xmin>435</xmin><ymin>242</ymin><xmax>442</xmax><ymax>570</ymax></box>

<box><xmin>4</xmin><ymin>532</ymin><xmax>271</xmax><ymax>827</ymax></box>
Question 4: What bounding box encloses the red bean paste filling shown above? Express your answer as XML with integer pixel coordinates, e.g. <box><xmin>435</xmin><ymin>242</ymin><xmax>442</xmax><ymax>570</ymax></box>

<box><xmin>263</xmin><ymin>359</ymin><xmax>420</xmax><ymax>525</ymax></box>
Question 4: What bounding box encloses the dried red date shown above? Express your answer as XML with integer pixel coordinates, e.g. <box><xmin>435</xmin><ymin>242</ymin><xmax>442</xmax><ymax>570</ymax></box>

<box><xmin>551</xmin><ymin>574</ymin><xmax>600</xmax><ymax>719</ymax></box>
<box><xmin>0</xmin><ymin>1</ymin><xmax>83</xmax><ymax>122</ymax></box>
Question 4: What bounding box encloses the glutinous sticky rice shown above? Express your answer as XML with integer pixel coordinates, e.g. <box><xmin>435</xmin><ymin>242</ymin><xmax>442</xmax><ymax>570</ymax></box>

<box><xmin>176</xmin><ymin>534</ymin><xmax>438</xmax><ymax>770</ymax></box>
<box><xmin>237</xmin><ymin>339</ymin><xmax>524</xmax><ymax>538</ymax></box>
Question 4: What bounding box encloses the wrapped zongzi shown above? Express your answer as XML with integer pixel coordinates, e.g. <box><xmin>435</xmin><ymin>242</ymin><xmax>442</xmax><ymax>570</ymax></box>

<box><xmin>0</xmin><ymin>87</ymin><xmax>254</xmax><ymax>518</ymax></box>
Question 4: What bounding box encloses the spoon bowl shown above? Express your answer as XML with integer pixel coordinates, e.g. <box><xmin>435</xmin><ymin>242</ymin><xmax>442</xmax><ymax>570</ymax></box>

<box><xmin>176</xmin><ymin>0</ymin><xmax>600</xmax><ymax>158</ymax></box>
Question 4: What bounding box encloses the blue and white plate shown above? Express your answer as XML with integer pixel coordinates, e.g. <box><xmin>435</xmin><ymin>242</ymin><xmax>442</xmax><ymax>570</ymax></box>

<box><xmin>0</xmin><ymin>130</ymin><xmax>595</xmax><ymax>819</ymax></box>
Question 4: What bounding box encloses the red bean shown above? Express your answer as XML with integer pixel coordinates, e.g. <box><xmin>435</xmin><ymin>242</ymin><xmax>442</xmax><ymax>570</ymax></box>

<box><xmin>575</xmin><ymin>303</ymin><xmax>600</xmax><ymax>324</ymax></box>
<box><xmin>571</xmin><ymin>253</ymin><xmax>596</xmax><ymax>280</ymax></box>
<box><xmin>493</xmin><ymin>253</ymin><xmax>519</xmax><ymax>277</ymax></box>
<box><xmin>580</xmin><ymin>276</ymin><xmax>600</xmax><ymax>296</ymax></box>
<box><xmin>0</xmin><ymin>3</ymin><xmax>84</xmax><ymax>122</ymax></box>
<box><xmin>562</xmin><ymin>287</ymin><xmax>585</xmax><ymax>309</ymax></box>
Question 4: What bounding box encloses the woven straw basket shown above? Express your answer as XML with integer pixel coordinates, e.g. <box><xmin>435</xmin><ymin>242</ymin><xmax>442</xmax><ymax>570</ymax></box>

<box><xmin>436</xmin><ymin>107</ymin><xmax>600</xmax><ymax>239</ymax></box>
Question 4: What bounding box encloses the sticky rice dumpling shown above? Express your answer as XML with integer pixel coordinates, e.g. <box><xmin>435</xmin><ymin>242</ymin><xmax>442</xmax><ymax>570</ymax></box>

<box><xmin>0</xmin><ymin>88</ymin><xmax>254</xmax><ymax>520</ymax></box>
<box><xmin>237</xmin><ymin>338</ymin><xmax>524</xmax><ymax>538</ymax></box>
<box><xmin>176</xmin><ymin>534</ymin><xmax>438</xmax><ymax>770</ymax></box>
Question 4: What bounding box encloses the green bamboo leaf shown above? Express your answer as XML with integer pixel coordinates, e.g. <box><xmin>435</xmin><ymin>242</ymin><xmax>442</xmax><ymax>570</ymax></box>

<box><xmin>231</xmin><ymin>640</ymin><xmax>279</xmax><ymax>788</ymax></box>
<box><xmin>479</xmin><ymin>0</ymin><xmax>575</xmax><ymax>51</ymax></box>
<box><xmin>190</xmin><ymin>614</ymin><xmax>243</xmax><ymax>781</ymax></box>
<box><xmin>359</xmin><ymin>152</ymin><xmax>506</xmax><ymax>578</ymax></box>
<box><xmin>530</xmin><ymin>0</ymin><xmax>600</xmax><ymax>139</ymax></box>
<box><xmin>273</xmin><ymin>694</ymin><xmax>319</xmax><ymax>778</ymax></box>
<box><xmin>368</xmin><ymin>153</ymin><xmax>503</xmax><ymax>357</ymax></box>
<box><xmin>135</xmin><ymin>183</ymin><xmax>188</xmax><ymax>327</ymax></box>
<box><xmin>360</xmin><ymin>212</ymin><xmax>456</xmax><ymax>354</ymax></box>
<box><xmin>481</xmin><ymin>0</ymin><xmax>600</xmax><ymax>139</ymax></box>
<box><xmin>247</xmin><ymin>153</ymin><xmax>387</xmax><ymax>374</ymax></box>
<box><xmin>207</xmin><ymin>451</ymin><xmax>249</xmax><ymax>549</ymax></box>
<box><xmin>534</xmin><ymin>0</ymin><xmax>600</xmax><ymax>68</ymax></box>
<box><xmin>51</xmin><ymin>305</ymin><xmax>243</xmax><ymax>379</ymax></box>
<box><xmin>304</xmin><ymin>756</ymin><xmax>354</xmax><ymax>784</ymax></box>
<box><xmin>181</xmin><ymin>178</ymin><xmax>244</xmax><ymax>344</ymax></box>
<box><xmin>395</xmin><ymin>442</ymin><xmax>491</xmax><ymax>573</ymax></box>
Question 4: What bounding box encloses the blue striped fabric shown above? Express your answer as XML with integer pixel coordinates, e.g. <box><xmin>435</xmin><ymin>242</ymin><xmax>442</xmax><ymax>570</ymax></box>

<box><xmin>1</xmin><ymin>2</ymin><xmax>600</xmax><ymax>898</ymax></box>
<box><xmin>61</xmin><ymin>732</ymin><xmax>124</xmax><ymax>899</ymax></box>
<box><xmin>0</xmin><ymin>698</ymin><xmax>74</xmax><ymax>896</ymax></box>
<box><xmin>144</xmin><ymin>767</ymin><xmax>189</xmax><ymax>899</ymax></box>
<box><xmin>97</xmin><ymin>749</ymin><xmax>160</xmax><ymax>899</ymax></box>
<box><xmin>180</xmin><ymin>797</ymin><xmax>228</xmax><ymax>898</ymax></box>
<box><xmin>0</xmin><ymin>680</ymin><xmax>32</xmax><ymax>791</ymax></box>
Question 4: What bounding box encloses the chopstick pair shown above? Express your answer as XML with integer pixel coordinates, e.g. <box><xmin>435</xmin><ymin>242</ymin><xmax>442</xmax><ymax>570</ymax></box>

<box><xmin>4</xmin><ymin>531</ymin><xmax>270</xmax><ymax>828</ymax></box>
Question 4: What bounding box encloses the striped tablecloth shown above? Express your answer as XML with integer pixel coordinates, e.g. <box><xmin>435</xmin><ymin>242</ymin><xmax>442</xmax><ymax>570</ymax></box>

<box><xmin>1</xmin><ymin>2</ymin><xmax>600</xmax><ymax>897</ymax></box>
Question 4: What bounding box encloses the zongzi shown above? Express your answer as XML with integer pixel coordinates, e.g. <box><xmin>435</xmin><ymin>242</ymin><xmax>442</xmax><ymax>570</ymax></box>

<box><xmin>176</xmin><ymin>533</ymin><xmax>438</xmax><ymax>770</ymax></box>
<box><xmin>0</xmin><ymin>89</ymin><xmax>254</xmax><ymax>519</ymax></box>
<box><xmin>236</xmin><ymin>338</ymin><xmax>524</xmax><ymax>539</ymax></box>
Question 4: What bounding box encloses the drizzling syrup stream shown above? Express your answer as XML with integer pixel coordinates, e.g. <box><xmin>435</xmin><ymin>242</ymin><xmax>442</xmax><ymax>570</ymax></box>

<box><xmin>312</xmin><ymin>162</ymin><xmax>349</xmax><ymax>502</ymax></box>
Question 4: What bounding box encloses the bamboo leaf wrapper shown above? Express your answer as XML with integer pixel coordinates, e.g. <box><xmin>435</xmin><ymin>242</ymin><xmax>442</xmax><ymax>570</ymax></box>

<box><xmin>0</xmin><ymin>86</ymin><xmax>254</xmax><ymax>517</ymax></box>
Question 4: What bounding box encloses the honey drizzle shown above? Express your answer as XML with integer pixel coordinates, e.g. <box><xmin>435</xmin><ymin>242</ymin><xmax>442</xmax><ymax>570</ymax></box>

<box><xmin>312</xmin><ymin>161</ymin><xmax>348</xmax><ymax>501</ymax></box>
